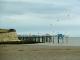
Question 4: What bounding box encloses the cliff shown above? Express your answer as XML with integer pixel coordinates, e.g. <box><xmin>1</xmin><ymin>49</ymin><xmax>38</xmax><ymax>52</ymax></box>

<box><xmin>0</xmin><ymin>29</ymin><xmax>19</xmax><ymax>42</ymax></box>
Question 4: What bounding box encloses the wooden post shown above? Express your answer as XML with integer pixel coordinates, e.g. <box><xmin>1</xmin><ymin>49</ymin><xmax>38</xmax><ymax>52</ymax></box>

<box><xmin>45</xmin><ymin>36</ymin><xmax>46</xmax><ymax>43</ymax></box>
<box><xmin>26</xmin><ymin>37</ymin><xmax>27</xmax><ymax>40</ymax></box>
<box><xmin>38</xmin><ymin>37</ymin><xmax>40</xmax><ymax>43</ymax></box>
<box><xmin>42</xmin><ymin>36</ymin><xmax>44</xmax><ymax>43</ymax></box>
<box><xmin>35</xmin><ymin>37</ymin><xmax>37</xmax><ymax>43</ymax></box>
<box><xmin>35</xmin><ymin>37</ymin><xmax>36</xmax><ymax>42</ymax></box>
<box><xmin>43</xmin><ymin>36</ymin><xmax>45</xmax><ymax>43</ymax></box>
<box><xmin>53</xmin><ymin>36</ymin><xmax>54</xmax><ymax>43</ymax></box>
<box><xmin>58</xmin><ymin>36</ymin><xmax>59</xmax><ymax>43</ymax></box>
<box><xmin>66</xmin><ymin>37</ymin><xmax>68</xmax><ymax>43</ymax></box>
<box><xmin>62</xmin><ymin>37</ymin><xmax>64</xmax><ymax>43</ymax></box>
<box><xmin>57</xmin><ymin>32</ymin><xmax>59</xmax><ymax>43</ymax></box>
<box><xmin>40</xmin><ymin>37</ymin><xmax>42</xmax><ymax>43</ymax></box>
<box><xmin>42</xmin><ymin>37</ymin><xmax>43</xmax><ymax>43</ymax></box>
<box><xmin>49</xmin><ymin>37</ymin><xmax>50</xmax><ymax>43</ymax></box>
<box><xmin>23</xmin><ymin>37</ymin><xmax>24</xmax><ymax>40</ymax></box>
<box><xmin>21</xmin><ymin>37</ymin><xmax>23</xmax><ymax>40</ymax></box>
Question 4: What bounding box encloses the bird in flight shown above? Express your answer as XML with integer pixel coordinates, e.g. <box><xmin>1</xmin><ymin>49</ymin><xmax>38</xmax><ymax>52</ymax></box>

<box><xmin>38</xmin><ymin>32</ymin><xmax>39</xmax><ymax>34</ymax></box>
<box><xmin>68</xmin><ymin>15</ymin><xmax>69</xmax><ymax>17</ymax></box>
<box><xmin>57</xmin><ymin>20</ymin><xmax>59</xmax><ymax>21</ymax></box>
<box><xmin>50</xmin><ymin>24</ymin><xmax>52</xmax><ymax>27</ymax></box>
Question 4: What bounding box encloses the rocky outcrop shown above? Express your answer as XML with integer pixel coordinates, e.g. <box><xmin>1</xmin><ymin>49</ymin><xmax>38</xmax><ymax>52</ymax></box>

<box><xmin>0</xmin><ymin>29</ymin><xmax>19</xmax><ymax>42</ymax></box>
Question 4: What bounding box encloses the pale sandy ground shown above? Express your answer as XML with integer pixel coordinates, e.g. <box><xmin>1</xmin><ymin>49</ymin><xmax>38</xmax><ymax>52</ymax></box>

<box><xmin>0</xmin><ymin>43</ymin><xmax>80</xmax><ymax>60</ymax></box>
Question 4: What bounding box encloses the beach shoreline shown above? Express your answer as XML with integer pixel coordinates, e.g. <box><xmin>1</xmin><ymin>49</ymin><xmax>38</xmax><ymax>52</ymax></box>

<box><xmin>0</xmin><ymin>44</ymin><xmax>80</xmax><ymax>60</ymax></box>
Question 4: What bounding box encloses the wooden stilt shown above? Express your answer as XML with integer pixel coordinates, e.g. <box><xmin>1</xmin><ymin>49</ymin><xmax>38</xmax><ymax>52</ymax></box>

<box><xmin>53</xmin><ymin>36</ymin><xmax>54</xmax><ymax>43</ymax></box>
<box><xmin>58</xmin><ymin>36</ymin><xmax>59</xmax><ymax>43</ymax></box>
<box><xmin>62</xmin><ymin>37</ymin><xmax>64</xmax><ymax>43</ymax></box>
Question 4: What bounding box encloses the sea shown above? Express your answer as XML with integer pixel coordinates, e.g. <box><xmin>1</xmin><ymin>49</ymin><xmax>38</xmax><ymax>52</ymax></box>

<box><xmin>38</xmin><ymin>37</ymin><xmax>80</xmax><ymax>46</ymax></box>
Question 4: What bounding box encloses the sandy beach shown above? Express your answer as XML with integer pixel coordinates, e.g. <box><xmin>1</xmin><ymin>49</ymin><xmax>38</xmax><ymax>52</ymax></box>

<box><xmin>0</xmin><ymin>44</ymin><xmax>80</xmax><ymax>60</ymax></box>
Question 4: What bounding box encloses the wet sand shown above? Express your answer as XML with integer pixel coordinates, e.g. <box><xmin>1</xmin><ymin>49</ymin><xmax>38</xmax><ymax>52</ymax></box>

<box><xmin>0</xmin><ymin>44</ymin><xmax>80</xmax><ymax>60</ymax></box>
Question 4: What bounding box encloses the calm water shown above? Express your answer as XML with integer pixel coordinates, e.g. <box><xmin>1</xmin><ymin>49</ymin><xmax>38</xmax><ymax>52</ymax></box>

<box><xmin>39</xmin><ymin>37</ymin><xmax>80</xmax><ymax>46</ymax></box>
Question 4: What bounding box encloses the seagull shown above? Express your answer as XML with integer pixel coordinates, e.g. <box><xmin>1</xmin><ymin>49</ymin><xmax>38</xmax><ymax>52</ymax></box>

<box><xmin>57</xmin><ymin>20</ymin><xmax>59</xmax><ymax>21</ymax></box>
<box><xmin>38</xmin><ymin>32</ymin><xmax>39</xmax><ymax>34</ymax></box>
<box><xmin>50</xmin><ymin>24</ymin><xmax>52</xmax><ymax>27</ymax></box>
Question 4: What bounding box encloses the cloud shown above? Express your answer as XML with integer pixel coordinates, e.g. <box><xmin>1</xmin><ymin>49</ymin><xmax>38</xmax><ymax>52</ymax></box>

<box><xmin>0</xmin><ymin>0</ymin><xmax>80</xmax><ymax>37</ymax></box>
<box><xmin>0</xmin><ymin>0</ymin><xmax>76</xmax><ymax>15</ymax></box>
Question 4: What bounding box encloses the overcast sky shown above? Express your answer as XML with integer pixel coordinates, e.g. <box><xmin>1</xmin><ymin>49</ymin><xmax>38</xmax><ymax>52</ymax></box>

<box><xmin>0</xmin><ymin>0</ymin><xmax>80</xmax><ymax>37</ymax></box>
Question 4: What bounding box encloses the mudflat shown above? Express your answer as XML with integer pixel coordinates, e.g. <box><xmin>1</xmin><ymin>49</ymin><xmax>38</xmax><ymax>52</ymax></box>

<box><xmin>0</xmin><ymin>44</ymin><xmax>80</xmax><ymax>60</ymax></box>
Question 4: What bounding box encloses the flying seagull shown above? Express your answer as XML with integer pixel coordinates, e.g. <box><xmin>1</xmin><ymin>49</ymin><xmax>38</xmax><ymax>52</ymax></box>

<box><xmin>57</xmin><ymin>20</ymin><xmax>59</xmax><ymax>21</ymax></box>
<box><xmin>38</xmin><ymin>32</ymin><xmax>39</xmax><ymax>34</ymax></box>
<box><xmin>50</xmin><ymin>24</ymin><xmax>52</xmax><ymax>27</ymax></box>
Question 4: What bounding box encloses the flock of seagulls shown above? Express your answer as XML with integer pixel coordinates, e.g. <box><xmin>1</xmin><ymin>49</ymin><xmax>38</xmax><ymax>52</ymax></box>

<box><xmin>38</xmin><ymin>15</ymin><xmax>69</xmax><ymax>34</ymax></box>
<box><xmin>50</xmin><ymin>15</ymin><xmax>69</xmax><ymax>33</ymax></box>
<box><xmin>50</xmin><ymin>15</ymin><xmax>69</xmax><ymax>27</ymax></box>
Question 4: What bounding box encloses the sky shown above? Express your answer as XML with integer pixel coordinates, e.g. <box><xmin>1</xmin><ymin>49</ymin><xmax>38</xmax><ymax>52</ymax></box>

<box><xmin>0</xmin><ymin>0</ymin><xmax>80</xmax><ymax>37</ymax></box>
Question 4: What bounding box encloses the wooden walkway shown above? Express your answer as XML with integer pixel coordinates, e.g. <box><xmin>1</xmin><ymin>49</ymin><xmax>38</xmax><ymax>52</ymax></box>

<box><xmin>18</xmin><ymin>35</ymin><xmax>64</xmax><ymax>43</ymax></box>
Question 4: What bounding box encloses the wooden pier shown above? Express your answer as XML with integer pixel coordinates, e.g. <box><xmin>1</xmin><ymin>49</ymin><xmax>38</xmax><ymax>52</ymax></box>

<box><xmin>18</xmin><ymin>34</ymin><xmax>68</xmax><ymax>43</ymax></box>
<box><xmin>18</xmin><ymin>35</ymin><xmax>54</xmax><ymax>43</ymax></box>
<box><xmin>18</xmin><ymin>35</ymin><xmax>66</xmax><ymax>43</ymax></box>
